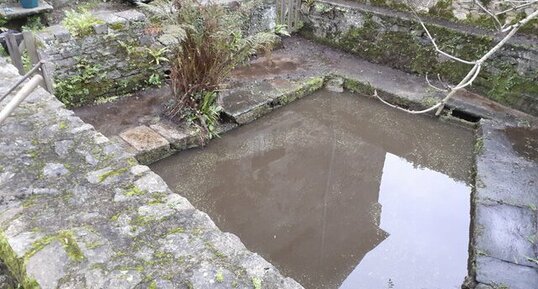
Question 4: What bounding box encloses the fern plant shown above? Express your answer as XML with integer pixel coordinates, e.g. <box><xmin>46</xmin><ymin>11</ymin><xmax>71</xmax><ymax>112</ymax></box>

<box><xmin>140</xmin><ymin>0</ymin><xmax>280</xmax><ymax>138</ymax></box>
<box><xmin>62</xmin><ymin>9</ymin><xmax>104</xmax><ymax>37</ymax></box>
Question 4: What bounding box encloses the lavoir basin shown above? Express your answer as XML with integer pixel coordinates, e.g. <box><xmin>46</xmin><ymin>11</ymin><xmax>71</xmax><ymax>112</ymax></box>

<box><xmin>151</xmin><ymin>90</ymin><xmax>475</xmax><ymax>289</ymax></box>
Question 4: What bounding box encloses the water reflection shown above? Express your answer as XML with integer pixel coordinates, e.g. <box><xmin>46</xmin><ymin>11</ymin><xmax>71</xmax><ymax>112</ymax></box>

<box><xmin>340</xmin><ymin>153</ymin><xmax>470</xmax><ymax>289</ymax></box>
<box><xmin>151</xmin><ymin>90</ymin><xmax>473</xmax><ymax>289</ymax></box>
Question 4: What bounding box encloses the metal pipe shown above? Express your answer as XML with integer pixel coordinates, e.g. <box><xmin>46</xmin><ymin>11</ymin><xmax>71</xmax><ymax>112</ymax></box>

<box><xmin>0</xmin><ymin>61</ymin><xmax>43</xmax><ymax>103</ymax></box>
<box><xmin>0</xmin><ymin>74</ymin><xmax>43</xmax><ymax>125</ymax></box>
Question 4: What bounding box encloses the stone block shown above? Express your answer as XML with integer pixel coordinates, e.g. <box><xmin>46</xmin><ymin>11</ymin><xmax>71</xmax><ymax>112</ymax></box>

<box><xmin>96</xmin><ymin>12</ymin><xmax>129</xmax><ymax>31</ymax></box>
<box><xmin>93</xmin><ymin>23</ymin><xmax>109</xmax><ymax>35</ymax></box>
<box><xmin>115</xmin><ymin>9</ymin><xmax>146</xmax><ymax>22</ymax></box>
<box><xmin>119</xmin><ymin>126</ymin><xmax>171</xmax><ymax>165</ymax></box>
<box><xmin>475</xmin><ymin>256</ymin><xmax>538</xmax><ymax>289</ymax></box>
<box><xmin>474</xmin><ymin>204</ymin><xmax>537</xmax><ymax>268</ymax></box>
<box><xmin>46</xmin><ymin>25</ymin><xmax>71</xmax><ymax>43</ymax></box>
<box><xmin>150</xmin><ymin>122</ymin><xmax>189</xmax><ymax>150</ymax></box>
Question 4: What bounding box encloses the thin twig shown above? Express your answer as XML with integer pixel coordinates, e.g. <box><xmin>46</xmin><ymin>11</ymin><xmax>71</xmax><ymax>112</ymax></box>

<box><xmin>376</xmin><ymin>8</ymin><xmax>538</xmax><ymax>116</ymax></box>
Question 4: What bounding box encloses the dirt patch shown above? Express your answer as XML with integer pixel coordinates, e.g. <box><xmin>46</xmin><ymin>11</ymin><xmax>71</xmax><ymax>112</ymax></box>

<box><xmin>504</xmin><ymin>127</ymin><xmax>538</xmax><ymax>161</ymax></box>
<box><xmin>73</xmin><ymin>86</ymin><xmax>172</xmax><ymax>137</ymax></box>
<box><xmin>232</xmin><ymin>56</ymin><xmax>301</xmax><ymax>79</ymax></box>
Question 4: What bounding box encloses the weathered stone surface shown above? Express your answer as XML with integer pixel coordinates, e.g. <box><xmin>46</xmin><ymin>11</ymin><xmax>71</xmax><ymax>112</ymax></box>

<box><xmin>119</xmin><ymin>125</ymin><xmax>171</xmax><ymax>164</ymax></box>
<box><xmin>150</xmin><ymin>122</ymin><xmax>189</xmax><ymax>150</ymax></box>
<box><xmin>221</xmin><ymin>76</ymin><xmax>325</xmax><ymax>125</ymax></box>
<box><xmin>475</xmin><ymin>256</ymin><xmax>538</xmax><ymax>289</ymax></box>
<box><xmin>474</xmin><ymin>204</ymin><xmax>537</xmax><ymax>268</ymax></box>
<box><xmin>0</xmin><ymin>57</ymin><xmax>303</xmax><ymax>289</ymax></box>
<box><xmin>26</xmin><ymin>241</ymin><xmax>68</xmax><ymax>289</ymax></box>
<box><xmin>115</xmin><ymin>9</ymin><xmax>146</xmax><ymax>22</ymax></box>
<box><xmin>470</xmin><ymin>119</ymin><xmax>538</xmax><ymax>289</ymax></box>
<box><xmin>475</xmin><ymin>121</ymin><xmax>538</xmax><ymax>207</ymax></box>
<box><xmin>302</xmin><ymin>0</ymin><xmax>538</xmax><ymax>116</ymax></box>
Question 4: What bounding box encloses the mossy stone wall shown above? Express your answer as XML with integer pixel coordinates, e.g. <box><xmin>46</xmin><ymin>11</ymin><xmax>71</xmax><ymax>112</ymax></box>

<box><xmin>36</xmin><ymin>10</ymin><xmax>168</xmax><ymax>108</ymax></box>
<box><xmin>300</xmin><ymin>1</ymin><xmax>538</xmax><ymax>116</ymax></box>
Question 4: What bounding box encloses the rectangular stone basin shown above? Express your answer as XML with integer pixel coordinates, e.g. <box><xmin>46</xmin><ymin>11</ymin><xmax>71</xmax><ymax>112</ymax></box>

<box><xmin>150</xmin><ymin>89</ymin><xmax>475</xmax><ymax>289</ymax></box>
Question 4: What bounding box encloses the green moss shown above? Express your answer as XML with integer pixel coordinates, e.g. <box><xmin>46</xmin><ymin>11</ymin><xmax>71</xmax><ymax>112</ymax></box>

<box><xmin>252</xmin><ymin>277</ymin><xmax>262</xmax><ymax>289</ymax></box>
<box><xmin>148</xmin><ymin>192</ymin><xmax>167</xmax><ymax>205</ymax></box>
<box><xmin>57</xmin><ymin>231</ymin><xmax>85</xmax><ymax>261</ymax></box>
<box><xmin>58</xmin><ymin>121</ymin><xmax>69</xmax><ymax>130</ymax></box>
<box><xmin>85</xmin><ymin>241</ymin><xmax>103</xmax><ymax>250</ymax></box>
<box><xmin>167</xmin><ymin>227</ymin><xmax>185</xmax><ymax>235</ymax></box>
<box><xmin>216</xmin><ymin>271</ymin><xmax>224</xmax><ymax>283</ymax></box>
<box><xmin>343</xmin><ymin>79</ymin><xmax>375</xmax><ymax>95</ymax></box>
<box><xmin>110</xmin><ymin>213</ymin><xmax>121</xmax><ymax>222</ymax></box>
<box><xmin>205</xmin><ymin>242</ymin><xmax>226</xmax><ymax>259</ymax></box>
<box><xmin>149</xmin><ymin>280</ymin><xmax>158</xmax><ymax>289</ymax></box>
<box><xmin>22</xmin><ymin>195</ymin><xmax>39</xmax><ymax>208</ymax></box>
<box><xmin>0</xmin><ymin>232</ymin><xmax>40</xmax><ymax>288</ymax></box>
<box><xmin>124</xmin><ymin>186</ymin><xmax>145</xmax><ymax>197</ymax></box>
<box><xmin>304</xmin><ymin>8</ymin><xmax>538</xmax><ymax>112</ymax></box>
<box><xmin>26</xmin><ymin>231</ymin><xmax>84</xmax><ymax>262</ymax></box>
<box><xmin>484</xmin><ymin>64</ymin><xmax>538</xmax><ymax>106</ymax></box>
<box><xmin>54</xmin><ymin>60</ymin><xmax>114</xmax><ymax>107</ymax></box>
<box><xmin>109</xmin><ymin>22</ymin><xmax>125</xmax><ymax>30</ymax></box>
<box><xmin>474</xmin><ymin>137</ymin><xmax>484</xmax><ymax>155</ymax></box>
<box><xmin>98</xmin><ymin>167</ymin><xmax>128</xmax><ymax>183</ymax></box>
<box><xmin>428</xmin><ymin>0</ymin><xmax>455</xmax><ymax>20</ymax></box>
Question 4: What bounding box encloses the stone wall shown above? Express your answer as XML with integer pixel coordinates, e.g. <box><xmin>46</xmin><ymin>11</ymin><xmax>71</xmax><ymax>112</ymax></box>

<box><xmin>300</xmin><ymin>0</ymin><xmax>538</xmax><ymax>116</ymax></box>
<box><xmin>36</xmin><ymin>9</ymin><xmax>168</xmax><ymax>107</ymax></box>
<box><xmin>36</xmin><ymin>1</ymin><xmax>276</xmax><ymax>108</ymax></box>
<box><xmin>351</xmin><ymin>0</ymin><xmax>538</xmax><ymax>23</ymax></box>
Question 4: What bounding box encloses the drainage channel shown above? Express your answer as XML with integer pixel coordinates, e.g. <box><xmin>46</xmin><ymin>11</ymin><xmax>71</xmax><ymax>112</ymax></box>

<box><xmin>150</xmin><ymin>89</ymin><xmax>475</xmax><ymax>289</ymax></box>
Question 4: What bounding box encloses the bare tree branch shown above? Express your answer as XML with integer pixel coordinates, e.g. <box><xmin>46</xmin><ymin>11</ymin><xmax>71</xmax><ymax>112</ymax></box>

<box><xmin>375</xmin><ymin>6</ymin><xmax>538</xmax><ymax>116</ymax></box>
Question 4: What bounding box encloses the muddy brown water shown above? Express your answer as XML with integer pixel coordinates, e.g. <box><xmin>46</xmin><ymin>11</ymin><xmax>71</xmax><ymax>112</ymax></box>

<box><xmin>151</xmin><ymin>90</ymin><xmax>474</xmax><ymax>289</ymax></box>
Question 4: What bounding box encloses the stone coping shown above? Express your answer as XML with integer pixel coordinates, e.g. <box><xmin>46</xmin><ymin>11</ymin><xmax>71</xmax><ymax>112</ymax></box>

<box><xmin>36</xmin><ymin>9</ymin><xmax>147</xmax><ymax>46</ymax></box>
<box><xmin>470</xmin><ymin>120</ymin><xmax>538</xmax><ymax>289</ymax></box>
<box><xmin>0</xmin><ymin>57</ymin><xmax>302</xmax><ymax>288</ymax></box>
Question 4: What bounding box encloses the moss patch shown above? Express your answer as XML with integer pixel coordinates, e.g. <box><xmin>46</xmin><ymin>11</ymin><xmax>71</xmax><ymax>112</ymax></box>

<box><xmin>301</xmin><ymin>4</ymin><xmax>538</xmax><ymax>114</ymax></box>
<box><xmin>0</xmin><ymin>232</ymin><xmax>39</xmax><ymax>288</ymax></box>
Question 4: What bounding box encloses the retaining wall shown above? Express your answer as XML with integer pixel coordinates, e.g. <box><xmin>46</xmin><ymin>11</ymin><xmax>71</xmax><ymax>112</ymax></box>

<box><xmin>300</xmin><ymin>0</ymin><xmax>538</xmax><ymax>116</ymax></box>
<box><xmin>35</xmin><ymin>1</ymin><xmax>276</xmax><ymax>108</ymax></box>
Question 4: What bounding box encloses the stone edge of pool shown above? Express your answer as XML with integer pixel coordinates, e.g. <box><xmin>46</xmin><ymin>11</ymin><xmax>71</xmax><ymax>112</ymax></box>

<box><xmin>1</xmin><ymin>54</ymin><xmax>537</xmax><ymax>288</ymax></box>
<box><xmin>0</xmin><ymin>58</ymin><xmax>303</xmax><ymax>288</ymax></box>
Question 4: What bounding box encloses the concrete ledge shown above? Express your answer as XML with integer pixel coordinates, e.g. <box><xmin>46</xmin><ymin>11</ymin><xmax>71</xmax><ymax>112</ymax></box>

<box><xmin>470</xmin><ymin>120</ymin><xmax>538</xmax><ymax>289</ymax></box>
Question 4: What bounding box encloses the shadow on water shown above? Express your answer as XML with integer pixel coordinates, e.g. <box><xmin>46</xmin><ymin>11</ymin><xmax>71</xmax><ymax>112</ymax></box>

<box><xmin>150</xmin><ymin>90</ymin><xmax>475</xmax><ymax>289</ymax></box>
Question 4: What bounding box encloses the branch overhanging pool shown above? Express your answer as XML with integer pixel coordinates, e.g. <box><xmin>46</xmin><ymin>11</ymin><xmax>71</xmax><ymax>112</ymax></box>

<box><xmin>150</xmin><ymin>89</ymin><xmax>475</xmax><ymax>289</ymax></box>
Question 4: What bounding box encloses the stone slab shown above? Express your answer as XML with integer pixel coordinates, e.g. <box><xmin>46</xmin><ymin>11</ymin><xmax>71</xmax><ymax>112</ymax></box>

<box><xmin>119</xmin><ymin>125</ymin><xmax>171</xmax><ymax>165</ymax></box>
<box><xmin>0</xmin><ymin>1</ymin><xmax>53</xmax><ymax>20</ymax></box>
<box><xmin>475</xmin><ymin>256</ymin><xmax>538</xmax><ymax>289</ymax></box>
<box><xmin>149</xmin><ymin>122</ymin><xmax>189</xmax><ymax>150</ymax></box>
<box><xmin>471</xmin><ymin>119</ymin><xmax>538</xmax><ymax>289</ymax></box>
<box><xmin>221</xmin><ymin>76</ymin><xmax>324</xmax><ymax>125</ymax></box>
<box><xmin>475</xmin><ymin>121</ymin><xmax>538</xmax><ymax>208</ymax></box>
<box><xmin>474</xmin><ymin>204</ymin><xmax>537</xmax><ymax>268</ymax></box>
